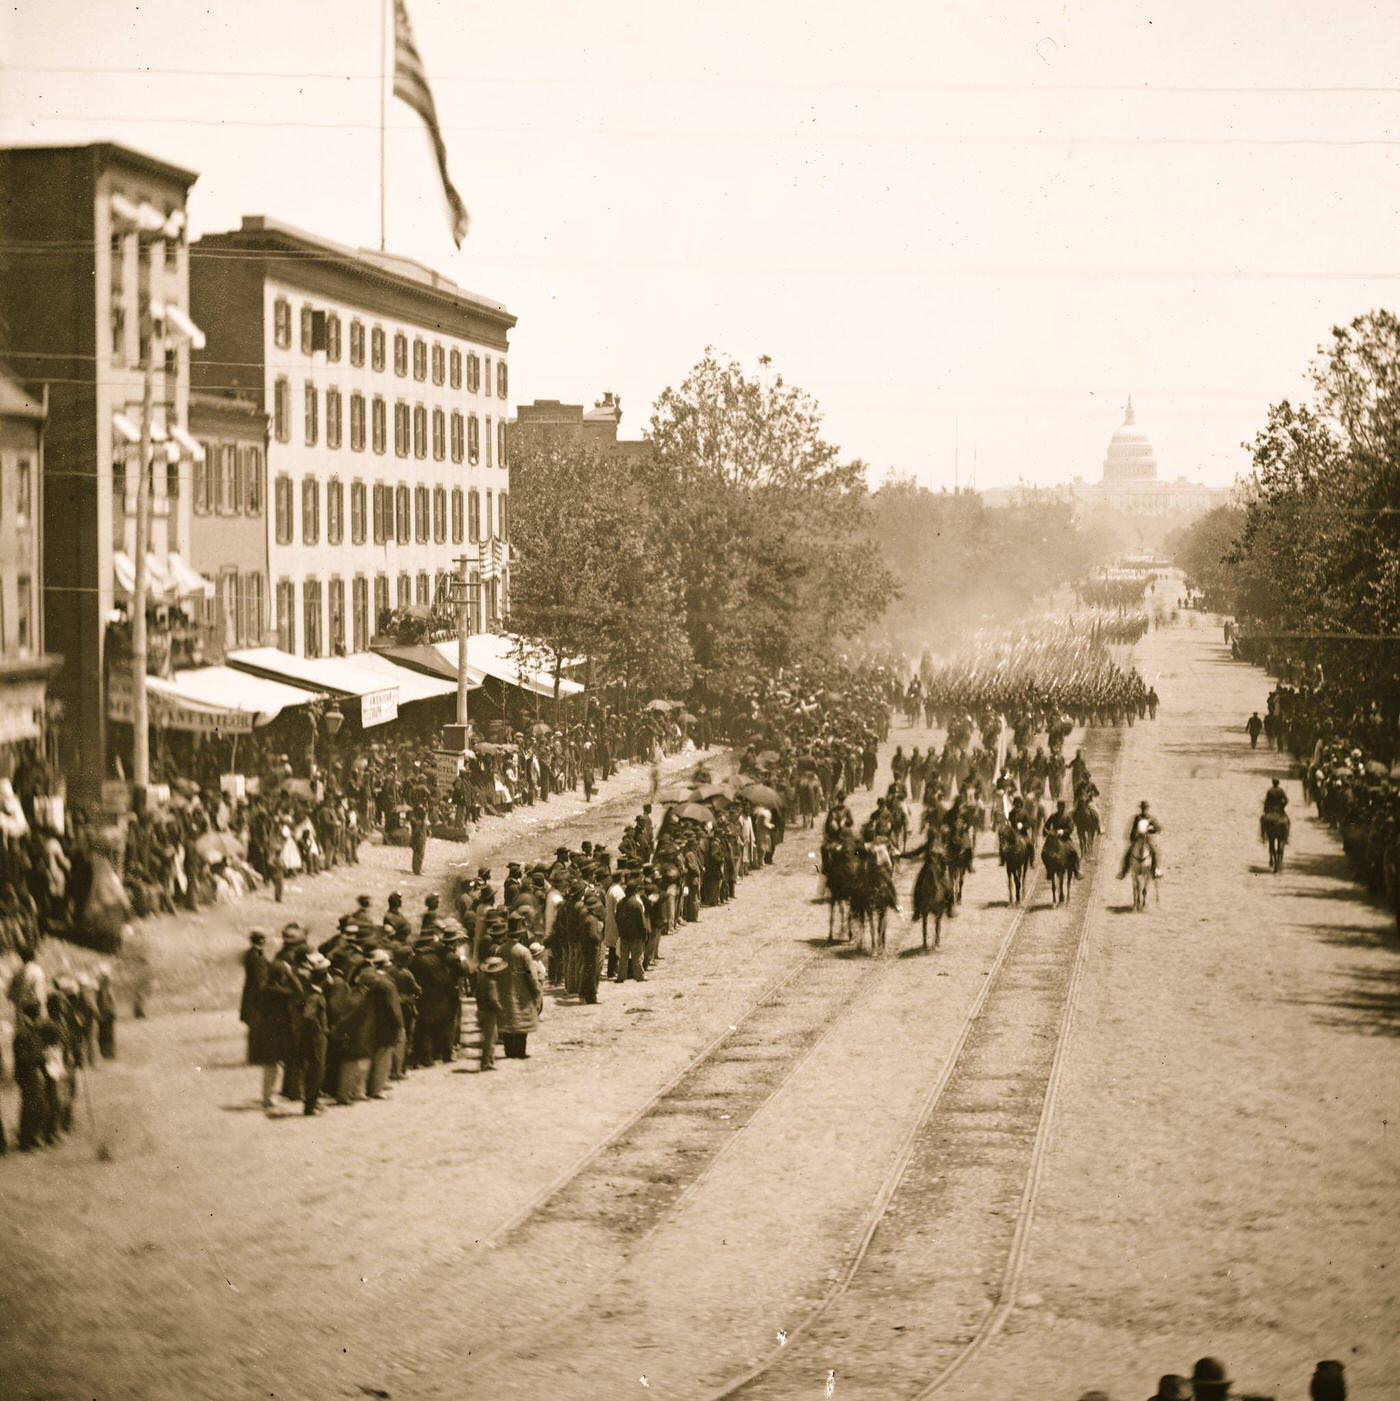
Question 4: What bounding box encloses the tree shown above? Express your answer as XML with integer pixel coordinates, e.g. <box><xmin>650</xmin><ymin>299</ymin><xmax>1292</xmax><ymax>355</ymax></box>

<box><xmin>645</xmin><ymin>350</ymin><xmax>897</xmax><ymax>691</ymax></box>
<box><xmin>1166</xmin><ymin>503</ymin><xmax>1247</xmax><ymax>611</ymax></box>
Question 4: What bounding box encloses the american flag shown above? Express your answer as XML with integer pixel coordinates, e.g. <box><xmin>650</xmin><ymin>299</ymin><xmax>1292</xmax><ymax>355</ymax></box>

<box><xmin>393</xmin><ymin>0</ymin><xmax>470</xmax><ymax>246</ymax></box>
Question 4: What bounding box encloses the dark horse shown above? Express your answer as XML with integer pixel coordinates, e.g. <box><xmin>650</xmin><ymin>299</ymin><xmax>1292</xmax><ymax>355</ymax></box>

<box><xmin>1041</xmin><ymin>829</ymin><xmax>1076</xmax><ymax>906</ymax></box>
<box><xmin>1073</xmin><ymin>796</ymin><xmax>1101</xmax><ymax>858</ymax></box>
<box><xmin>822</xmin><ymin>838</ymin><xmax>858</xmax><ymax>942</ymax></box>
<box><xmin>849</xmin><ymin>847</ymin><xmax>897</xmax><ymax>954</ymax></box>
<box><xmin>910</xmin><ymin>852</ymin><xmax>954</xmax><ymax>950</ymax></box>
<box><xmin>998</xmin><ymin>825</ymin><xmax>1034</xmax><ymax>904</ymax></box>
<box><xmin>1261</xmin><ymin>811</ymin><xmax>1290</xmax><ymax>874</ymax></box>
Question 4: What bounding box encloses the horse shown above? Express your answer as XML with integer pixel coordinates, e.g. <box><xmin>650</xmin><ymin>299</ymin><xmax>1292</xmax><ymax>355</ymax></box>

<box><xmin>1128</xmin><ymin>836</ymin><xmax>1155</xmax><ymax>910</ymax></box>
<box><xmin>998</xmin><ymin>825</ymin><xmax>1034</xmax><ymax>904</ymax></box>
<box><xmin>797</xmin><ymin>773</ymin><xmax>823</xmax><ymax>829</ymax></box>
<box><xmin>849</xmin><ymin>848</ymin><xmax>896</xmax><ymax>954</ymax></box>
<box><xmin>944</xmin><ymin>823</ymin><xmax>974</xmax><ymax>906</ymax></box>
<box><xmin>1073</xmin><ymin>797</ymin><xmax>1101</xmax><ymax>858</ymax></box>
<box><xmin>822</xmin><ymin>839</ymin><xmax>858</xmax><ymax>943</ymax></box>
<box><xmin>1041</xmin><ymin>829</ymin><xmax>1075</xmax><ymax>906</ymax></box>
<box><xmin>1261</xmin><ymin>810</ymin><xmax>1290</xmax><ymax>874</ymax></box>
<box><xmin>911</xmin><ymin>853</ymin><xmax>954</xmax><ymax>951</ymax></box>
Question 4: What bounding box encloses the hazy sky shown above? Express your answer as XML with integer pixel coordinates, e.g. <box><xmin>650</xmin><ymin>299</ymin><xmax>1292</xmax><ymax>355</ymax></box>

<box><xmin>3</xmin><ymin>0</ymin><xmax>1398</xmax><ymax>488</ymax></box>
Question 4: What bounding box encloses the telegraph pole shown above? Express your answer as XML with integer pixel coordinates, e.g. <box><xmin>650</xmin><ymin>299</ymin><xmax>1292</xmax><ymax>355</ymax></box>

<box><xmin>130</xmin><ymin>238</ymin><xmax>164</xmax><ymax>802</ymax></box>
<box><xmin>454</xmin><ymin>551</ymin><xmax>471</xmax><ymax>730</ymax></box>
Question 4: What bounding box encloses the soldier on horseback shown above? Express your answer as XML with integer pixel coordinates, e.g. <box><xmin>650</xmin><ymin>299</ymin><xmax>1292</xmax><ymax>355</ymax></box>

<box><xmin>1045</xmin><ymin>799</ymin><xmax>1081</xmax><ymax>879</ymax></box>
<box><xmin>1260</xmin><ymin>777</ymin><xmax>1289</xmax><ymax>839</ymax></box>
<box><xmin>1118</xmin><ymin>800</ymin><xmax>1163</xmax><ymax>879</ymax></box>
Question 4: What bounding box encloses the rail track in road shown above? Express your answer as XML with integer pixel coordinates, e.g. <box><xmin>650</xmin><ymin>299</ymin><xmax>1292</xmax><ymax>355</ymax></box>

<box><xmin>702</xmin><ymin>723</ymin><xmax>1125</xmax><ymax>1401</ymax></box>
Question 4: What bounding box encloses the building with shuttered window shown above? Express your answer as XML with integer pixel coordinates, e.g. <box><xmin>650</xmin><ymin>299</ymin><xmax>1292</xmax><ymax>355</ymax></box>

<box><xmin>191</xmin><ymin>217</ymin><xmax>515</xmax><ymax>658</ymax></box>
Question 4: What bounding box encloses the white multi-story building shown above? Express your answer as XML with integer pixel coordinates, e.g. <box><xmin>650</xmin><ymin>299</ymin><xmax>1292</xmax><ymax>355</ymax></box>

<box><xmin>191</xmin><ymin>217</ymin><xmax>515</xmax><ymax>658</ymax></box>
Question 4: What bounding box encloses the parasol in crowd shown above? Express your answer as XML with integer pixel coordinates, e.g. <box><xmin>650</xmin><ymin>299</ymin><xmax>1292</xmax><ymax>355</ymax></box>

<box><xmin>677</xmin><ymin>711</ymin><xmax>698</xmax><ymax>724</ymax></box>
<box><xmin>673</xmin><ymin>802</ymin><xmax>716</xmax><ymax>825</ymax></box>
<box><xmin>692</xmin><ymin>783</ymin><xmax>732</xmax><ymax>803</ymax></box>
<box><xmin>645</xmin><ymin>699</ymin><xmax>676</xmax><ymax>713</ymax></box>
<box><xmin>531</xmin><ymin>722</ymin><xmax>553</xmax><ymax>737</ymax></box>
<box><xmin>655</xmin><ymin>785</ymin><xmax>695</xmax><ymax>805</ymax></box>
<box><xmin>737</xmin><ymin>782</ymin><xmax>784</xmax><ymax>812</ymax></box>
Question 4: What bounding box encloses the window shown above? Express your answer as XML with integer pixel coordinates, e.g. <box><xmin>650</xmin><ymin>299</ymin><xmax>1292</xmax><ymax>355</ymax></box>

<box><xmin>449</xmin><ymin>348</ymin><xmax>462</xmax><ymax>389</ymax></box>
<box><xmin>497</xmin><ymin>361</ymin><xmax>508</xmax><ymax>399</ymax></box>
<box><xmin>304</xmin><ymin>382</ymin><xmax>318</xmax><ymax>446</ymax></box>
<box><xmin>273</xmin><ymin>297</ymin><xmax>291</xmax><ymax>349</ymax></box>
<box><xmin>167</xmin><ymin>456</ymin><xmax>180</xmax><ymax>520</ymax></box>
<box><xmin>451</xmin><ymin>487</ymin><xmax>464</xmax><ymax>543</ymax></box>
<box><xmin>413</xmin><ymin>403</ymin><xmax>427</xmax><ymax>459</ymax></box>
<box><xmin>350</xmin><ymin>319</ymin><xmax>365</xmax><ymax>367</ymax></box>
<box><xmin>431</xmin><ymin>342</ymin><xmax>445</xmax><ymax>385</ymax></box>
<box><xmin>301</xmin><ymin>305</ymin><xmax>314</xmax><ymax>355</ymax></box>
<box><xmin>276</xmin><ymin>579</ymin><xmax>296</xmax><ymax>652</ymax></box>
<box><xmin>326</xmin><ymin>387</ymin><xmax>342</xmax><ymax>449</ymax></box>
<box><xmin>16</xmin><ymin>575</ymin><xmax>31</xmax><ymax>653</ymax></box>
<box><xmin>220</xmin><ymin>569</ymin><xmax>239</xmax><ymax>649</ymax></box>
<box><xmin>433</xmin><ymin>485</ymin><xmax>447</xmax><ymax>543</ymax></box>
<box><xmin>371</xmin><ymin>324</ymin><xmax>386</xmax><ymax>372</ymax></box>
<box><xmin>303</xmin><ymin>578</ymin><xmax>323</xmax><ymax>657</ymax></box>
<box><xmin>393</xmin><ymin>331</ymin><xmax>408</xmax><ymax>376</ymax></box>
<box><xmin>350</xmin><ymin>392</ymin><xmax>366</xmax><ymax>451</ymax></box>
<box><xmin>485</xmin><ymin>415</ymin><xmax>493</xmax><ymax>468</ymax></box>
<box><xmin>372</xmin><ymin>483</ymin><xmax>389</xmax><ymax>544</ymax></box>
<box><xmin>274</xmin><ymin>377</ymin><xmax>291</xmax><ymax>442</ymax></box>
<box><xmin>468</xmin><ymin>488</ymin><xmax>481</xmax><ymax>542</ymax></box>
<box><xmin>350</xmin><ymin>480</ymin><xmax>367</xmax><ymax>544</ymax></box>
<box><xmin>372</xmin><ymin>396</ymin><xmax>387</xmax><ymax>454</ymax></box>
<box><xmin>111</xmin><ymin>301</ymin><xmax>126</xmax><ymax>364</ymax></box>
<box><xmin>275</xmin><ymin>475</ymin><xmax>293</xmax><ymax>543</ymax></box>
<box><xmin>328</xmin><ymin>577</ymin><xmax>345</xmax><ymax>654</ymax></box>
<box><xmin>243</xmin><ymin>572</ymin><xmax>264</xmax><ymax>644</ymax></box>
<box><xmin>435</xmin><ymin>570</ymin><xmax>450</xmax><ymax>608</ymax></box>
<box><xmin>221</xmin><ymin>443</ymin><xmax>238</xmax><ymax>514</ymax></box>
<box><xmin>413</xmin><ymin>337</ymin><xmax>427</xmax><ymax>381</ymax></box>
<box><xmin>245</xmin><ymin>445</ymin><xmax>263</xmax><ymax>515</ymax></box>
<box><xmin>497</xmin><ymin>419</ymin><xmax>508</xmax><ymax>470</ymax></box>
<box><xmin>499</xmin><ymin>491</ymin><xmax>508</xmax><ymax>540</ymax></box>
<box><xmin>352</xmin><ymin>576</ymin><xmax>369</xmax><ymax>651</ymax></box>
<box><xmin>326</xmin><ymin>313</ymin><xmax>342</xmax><ymax>362</ymax></box>
<box><xmin>302</xmin><ymin>476</ymin><xmax>320</xmax><ymax>545</ymax></box>
<box><xmin>193</xmin><ymin>447</ymin><xmax>209</xmax><ymax>515</ymax></box>
<box><xmin>432</xmin><ymin>407</ymin><xmax>446</xmax><ymax>461</ymax></box>
<box><xmin>415</xmin><ymin>484</ymin><xmax>430</xmax><ymax>543</ymax></box>
<box><xmin>467</xmin><ymin>353</ymin><xmax>480</xmax><ymax>393</ymax></box>
<box><xmin>416</xmin><ymin>571</ymin><xmax>430</xmax><ymax>606</ymax></box>
<box><xmin>484</xmin><ymin>355</ymin><xmax>492</xmax><ymax>398</ymax></box>
<box><xmin>395</xmin><ymin>484</ymin><xmax>410</xmax><ymax>544</ymax></box>
<box><xmin>450</xmin><ymin>411</ymin><xmax>464</xmax><ymax>463</ymax></box>
<box><xmin>485</xmin><ymin>488</ymin><xmax>494</xmax><ymax>538</ymax></box>
<box><xmin>468</xmin><ymin>414</ymin><xmax>480</xmax><ymax>464</ymax></box>
<box><xmin>327</xmin><ymin>477</ymin><xmax>344</xmax><ymax>545</ymax></box>
<box><xmin>374</xmin><ymin>574</ymin><xmax>390</xmax><ymax>631</ymax></box>
<box><xmin>394</xmin><ymin>401</ymin><xmax>409</xmax><ymax>457</ymax></box>
<box><xmin>397</xmin><ymin>572</ymin><xmax>411</xmax><ymax>609</ymax></box>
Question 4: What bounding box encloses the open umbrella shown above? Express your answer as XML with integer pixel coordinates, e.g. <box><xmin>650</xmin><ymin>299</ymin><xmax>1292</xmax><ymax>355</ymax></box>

<box><xmin>655</xmin><ymin>785</ymin><xmax>695</xmax><ymax>805</ymax></box>
<box><xmin>645</xmin><ymin>699</ymin><xmax>676</xmax><ymax>713</ymax></box>
<box><xmin>531</xmin><ymin>722</ymin><xmax>553</xmax><ymax>737</ymax></box>
<box><xmin>737</xmin><ymin>782</ymin><xmax>783</xmax><ymax>812</ymax></box>
<box><xmin>693</xmin><ymin>783</ymin><xmax>732</xmax><ymax>803</ymax></box>
<box><xmin>674</xmin><ymin>802</ymin><xmax>715</xmax><ymax>825</ymax></box>
<box><xmin>677</xmin><ymin>711</ymin><xmax>698</xmax><ymax>725</ymax></box>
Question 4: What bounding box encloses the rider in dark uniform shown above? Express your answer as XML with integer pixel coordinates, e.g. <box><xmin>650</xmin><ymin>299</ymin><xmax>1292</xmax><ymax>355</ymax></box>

<box><xmin>1260</xmin><ymin>778</ymin><xmax>1289</xmax><ymax>840</ymax></box>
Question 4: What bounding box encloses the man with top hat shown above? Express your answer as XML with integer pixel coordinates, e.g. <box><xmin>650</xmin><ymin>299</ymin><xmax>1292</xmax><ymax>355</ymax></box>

<box><xmin>1190</xmin><ymin>1358</ymin><xmax>1231</xmax><ymax>1401</ymax></box>
<box><xmin>298</xmin><ymin>952</ymin><xmax>332</xmax><ymax>1115</ymax></box>
<box><xmin>271</xmin><ymin>924</ymin><xmax>309</xmax><ymax>1102</ymax></box>
<box><xmin>240</xmin><ymin>929</ymin><xmax>268</xmax><ymax>1038</ymax></box>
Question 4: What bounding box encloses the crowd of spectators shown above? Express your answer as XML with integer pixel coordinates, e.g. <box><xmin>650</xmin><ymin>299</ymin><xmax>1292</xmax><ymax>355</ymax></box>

<box><xmin>1076</xmin><ymin>1353</ymin><xmax>1346</xmax><ymax>1400</ymax></box>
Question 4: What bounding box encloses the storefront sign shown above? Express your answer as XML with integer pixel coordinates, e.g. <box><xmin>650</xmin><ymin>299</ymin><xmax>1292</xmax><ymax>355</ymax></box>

<box><xmin>107</xmin><ymin>674</ymin><xmax>257</xmax><ymax>734</ymax></box>
<box><xmin>359</xmin><ymin>687</ymin><xmax>399</xmax><ymax>729</ymax></box>
<box><xmin>434</xmin><ymin>752</ymin><xmax>463</xmax><ymax>791</ymax></box>
<box><xmin>0</xmin><ymin>693</ymin><xmax>42</xmax><ymax>745</ymax></box>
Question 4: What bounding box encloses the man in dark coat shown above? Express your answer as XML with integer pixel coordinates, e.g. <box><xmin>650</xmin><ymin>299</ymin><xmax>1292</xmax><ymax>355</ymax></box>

<box><xmin>298</xmin><ymin>953</ymin><xmax>331</xmax><ymax>1116</ymax></box>
<box><xmin>409</xmin><ymin>932</ymin><xmax>455</xmax><ymax>1066</ymax></box>
<box><xmin>614</xmin><ymin>881</ymin><xmax>650</xmax><ymax>982</ymax></box>
<box><xmin>364</xmin><ymin>949</ymin><xmax>404</xmax><ymax>1097</ymax></box>
<box><xmin>409</xmin><ymin>804</ymin><xmax>430</xmax><ymax>876</ymax></box>
<box><xmin>239</xmin><ymin>930</ymin><xmax>268</xmax><ymax>1035</ymax></box>
<box><xmin>331</xmin><ymin>968</ymin><xmax>373</xmax><ymax>1104</ymax></box>
<box><xmin>383</xmin><ymin>892</ymin><xmax>412</xmax><ymax>941</ymax></box>
<box><xmin>389</xmin><ymin>946</ymin><xmax>420</xmax><ymax>1079</ymax></box>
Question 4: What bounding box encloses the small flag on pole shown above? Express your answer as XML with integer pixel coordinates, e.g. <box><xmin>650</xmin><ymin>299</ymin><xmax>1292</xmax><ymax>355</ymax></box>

<box><xmin>393</xmin><ymin>0</ymin><xmax>470</xmax><ymax>246</ymax></box>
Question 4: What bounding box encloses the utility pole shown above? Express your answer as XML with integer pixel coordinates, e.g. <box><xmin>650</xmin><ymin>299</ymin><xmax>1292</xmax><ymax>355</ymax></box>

<box><xmin>130</xmin><ymin>238</ymin><xmax>165</xmax><ymax>804</ymax></box>
<box><xmin>454</xmin><ymin>551</ymin><xmax>471</xmax><ymax>731</ymax></box>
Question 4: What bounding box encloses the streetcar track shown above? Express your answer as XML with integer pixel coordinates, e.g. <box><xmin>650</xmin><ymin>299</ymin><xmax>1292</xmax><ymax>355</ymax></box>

<box><xmin>701</xmin><ymin>724</ymin><xmax>1124</xmax><ymax>1401</ymax></box>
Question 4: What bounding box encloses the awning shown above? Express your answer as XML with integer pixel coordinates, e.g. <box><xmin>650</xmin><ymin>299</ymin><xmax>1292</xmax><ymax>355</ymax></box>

<box><xmin>430</xmin><ymin>632</ymin><xmax>585</xmax><ymax>699</ymax></box>
<box><xmin>167</xmin><ymin>553</ymin><xmax>215</xmax><ymax>600</ymax></box>
<box><xmin>107</xmin><ymin>666</ymin><xmax>314</xmax><ymax>733</ymax></box>
<box><xmin>349</xmin><ymin>650</ymin><xmax>460</xmax><ymax>706</ymax></box>
<box><xmin>226</xmin><ymin>647</ymin><xmax>402</xmax><ymax>727</ymax></box>
<box><xmin>113</xmin><ymin>550</ymin><xmax>176</xmax><ymax>603</ymax></box>
<box><xmin>372</xmin><ymin>642</ymin><xmax>464</xmax><ymax>683</ymax></box>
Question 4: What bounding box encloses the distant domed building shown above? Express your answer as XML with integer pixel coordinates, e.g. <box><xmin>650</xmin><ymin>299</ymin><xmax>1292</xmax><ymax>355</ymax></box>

<box><xmin>975</xmin><ymin>394</ymin><xmax>1234</xmax><ymax>548</ymax></box>
<box><xmin>1101</xmin><ymin>397</ymin><xmax>1157</xmax><ymax>483</ymax></box>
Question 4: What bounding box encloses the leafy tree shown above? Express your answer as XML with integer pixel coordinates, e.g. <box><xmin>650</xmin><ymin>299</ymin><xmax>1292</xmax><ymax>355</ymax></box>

<box><xmin>1166</xmin><ymin>503</ymin><xmax>1247</xmax><ymax>610</ymax></box>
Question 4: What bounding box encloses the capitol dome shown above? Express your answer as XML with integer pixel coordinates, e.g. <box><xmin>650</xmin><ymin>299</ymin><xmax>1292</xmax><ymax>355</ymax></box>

<box><xmin>1102</xmin><ymin>396</ymin><xmax>1158</xmax><ymax>483</ymax></box>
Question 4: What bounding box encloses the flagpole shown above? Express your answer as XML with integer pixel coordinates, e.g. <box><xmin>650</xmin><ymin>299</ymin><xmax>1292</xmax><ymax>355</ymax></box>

<box><xmin>379</xmin><ymin>0</ymin><xmax>388</xmax><ymax>251</ymax></box>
